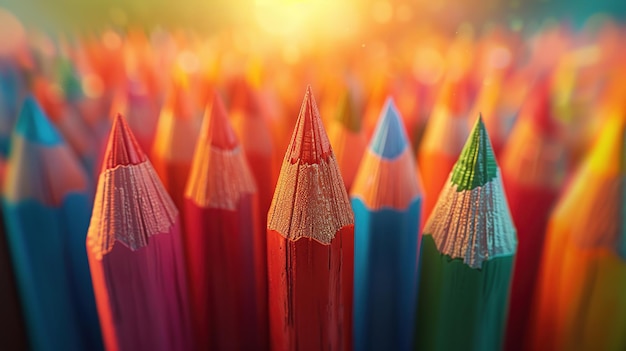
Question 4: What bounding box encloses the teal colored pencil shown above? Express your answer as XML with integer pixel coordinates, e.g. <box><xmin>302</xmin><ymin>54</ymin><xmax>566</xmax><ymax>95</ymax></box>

<box><xmin>352</xmin><ymin>98</ymin><xmax>424</xmax><ymax>351</ymax></box>
<box><xmin>2</xmin><ymin>96</ymin><xmax>102</xmax><ymax>351</ymax></box>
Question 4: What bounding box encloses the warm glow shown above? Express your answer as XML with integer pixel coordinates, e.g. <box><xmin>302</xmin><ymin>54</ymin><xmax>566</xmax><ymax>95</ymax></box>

<box><xmin>254</xmin><ymin>0</ymin><xmax>360</xmax><ymax>42</ymax></box>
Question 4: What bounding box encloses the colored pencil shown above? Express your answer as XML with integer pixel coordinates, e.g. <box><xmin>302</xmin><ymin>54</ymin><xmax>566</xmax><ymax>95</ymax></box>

<box><xmin>328</xmin><ymin>90</ymin><xmax>367</xmax><ymax>191</ymax></box>
<box><xmin>415</xmin><ymin>115</ymin><xmax>517</xmax><ymax>351</ymax></box>
<box><xmin>230</xmin><ymin>79</ymin><xmax>274</xmax><ymax>349</ymax></box>
<box><xmin>418</xmin><ymin>78</ymin><xmax>471</xmax><ymax>222</ymax></box>
<box><xmin>87</xmin><ymin>113</ymin><xmax>192</xmax><ymax>351</ymax></box>
<box><xmin>230</xmin><ymin>77</ymin><xmax>277</xmax><ymax>232</ymax></box>
<box><xmin>351</xmin><ymin>98</ymin><xmax>424</xmax><ymax>351</ymax></box>
<box><xmin>184</xmin><ymin>92</ymin><xmax>265</xmax><ymax>350</ymax></box>
<box><xmin>267</xmin><ymin>86</ymin><xmax>355</xmax><ymax>351</ymax></box>
<box><xmin>32</xmin><ymin>76</ymin><xmax>98</xmax><ymax>176</ymax></box>
<box><xmin>529</xmin><ymin>116</ymin><xmax>626</xmax><ymax>351</ymax></box>
<box><xmin>501</xmin><ymin>79</ymin><xmax>566</xmax><ymax>351</ymax></box>
<box><xmin>152</xmin><ymin>75</ymin><xmax>201</xmax><ymax>212</ymax></box>
<box><xmin>2</xmin><ymin>96</ymin><xmax>102</xmax><ymax>351</ymax></box>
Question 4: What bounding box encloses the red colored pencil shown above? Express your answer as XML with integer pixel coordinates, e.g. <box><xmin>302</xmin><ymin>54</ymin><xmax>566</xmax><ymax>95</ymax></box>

<box><xmin>184</xmin><ymin>92</ymin><xmax>265</xmax><ymax>350</ymax></box>
<box><xmin>501</xmin><ymin>79</ymin><xmax>566</xmax><ymax>351</ymax></box>
<box><xmin>267</xmin><ymin>86</ymin><xmax>354</xmax><ymax>351</ymax></box>
<box><xmin>152</xmin><ymin>75</ymin><xmax>201</xmax><ymax>212</ymax></box>
<box><xmin>87</xmin><ymin>114</ymin><xmax>192</xmax><ymax>351</ymax></box>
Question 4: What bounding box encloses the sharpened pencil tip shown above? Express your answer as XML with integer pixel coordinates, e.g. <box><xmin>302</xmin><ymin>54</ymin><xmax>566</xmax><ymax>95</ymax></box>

<box><xmin>370</xmin><ymin>97</ymin><xmax>408</xmax><ymax>159</ymax></box>
<box><xmin>102</xmin><ymin>113</ymin><xmax>147</xmax><ymax>169</ymax></box>
<box><xmin>450</xmin><ymin>115</ymin><xmax>498</xmax><ymax>190</ymax></box>
<box><xmin>15</xmin><ymin>95</ymin><xmax>63</xmax><ymax>145</ymax></box>
<box><xmin>204</xmin><ymin>92</ymin><xmax>239</xmax><ymax>150</ymax></box>
<box><xmin>288</xmin><ymin>86</ymin><xmax>333</xmax><ymax>164</ymax></box>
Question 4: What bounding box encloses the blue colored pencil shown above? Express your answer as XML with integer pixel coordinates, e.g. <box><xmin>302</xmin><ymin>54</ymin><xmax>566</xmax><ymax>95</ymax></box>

<box><xmin>1</xmin><ymin>96</ymin><xmax>102</xmax><ymax>351</ymax></box>
<box><xmin>351</xmin><ymin>97</ymin><xmax>424</xmax><ymax>351</ymax></box>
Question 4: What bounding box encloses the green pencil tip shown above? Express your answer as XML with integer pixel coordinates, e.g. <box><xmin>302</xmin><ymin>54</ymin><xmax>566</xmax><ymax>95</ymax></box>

<box><xmin>450</xmin><ymin>114</ymin><xmax>498</xmax><ymax>191</ymax></box>
<box><xmin>334</xmin><ymin>91</ymin><xmax>361</xmax><ymax>132</ymax></box>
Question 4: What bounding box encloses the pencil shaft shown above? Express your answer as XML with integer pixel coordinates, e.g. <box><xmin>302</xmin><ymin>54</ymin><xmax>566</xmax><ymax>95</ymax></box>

<box><xmin>503</xmin><ymin>181</ymin><xmax>558</xmax><ymax>351</ymax></box>
<box><xmin>89</xmin><ymin>221</ymin><xmax>191</xmax><ymax>351</ymax></box>
<box><xmin>353</xmin><ymin>199</ymin><xmax>421</xmax><ymax>351</ymax></box>
<box><xmin>184</xmin><ymin>195</ymin><xmax>263</xmax><ymax>350</ymax></box>
<box><xmin>3</xmin><ymin>194</ymin><xmax>99</xmax><ymax>351</ymax></box>
<box><xmin>416</xmin><ymin>236</ymin><xmax>513</xmax><ymax>351</ymax></box>
<box><xmin>530</xmin><ymin>224</ymin><xmax>626</xmax><ymax>351</ymax></box>
<box><xmin>268</xmin><ymin>227</ymin><xmax>353</xmax><ymax>351</ymax></box>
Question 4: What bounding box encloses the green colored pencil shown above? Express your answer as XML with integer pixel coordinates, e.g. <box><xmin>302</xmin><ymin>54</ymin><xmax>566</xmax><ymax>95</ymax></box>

<box><xmin>415</xmin><ymin>115</ymin><xmax>517</xmax><ymax>351</ymax></box>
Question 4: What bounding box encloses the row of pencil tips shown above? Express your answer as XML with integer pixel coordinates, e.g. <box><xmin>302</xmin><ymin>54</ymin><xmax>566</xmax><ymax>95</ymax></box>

<box><xmin>0</xmin><ymin>21</ymin><xmax>624</xmax><ymax>351</ymax></box>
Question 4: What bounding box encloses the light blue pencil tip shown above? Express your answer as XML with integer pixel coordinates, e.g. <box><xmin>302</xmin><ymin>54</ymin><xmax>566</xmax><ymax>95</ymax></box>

<box><xmin>15</xmin><ymin>96</ymin><xmax>63</xmax><ymax>145</ymax></box>
<box><xmin>369</xmin><ymin>97</ymin><xmax>408</xmax><ymax>159</ymax></box>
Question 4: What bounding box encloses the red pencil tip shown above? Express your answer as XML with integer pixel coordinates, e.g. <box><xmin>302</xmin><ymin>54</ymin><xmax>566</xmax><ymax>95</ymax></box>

<box><xmin>288</xmin><ymin>86</ymin><xmax>332</xmax><ymax>164</ymax></box>
<box><xmin>203</xmin><ymin>93</ymin><xmax>239</xmax><ymax>150</ymax></box>
<box><xmin>102</xmin><ymin>113</ymin><xmax>147</xmax><ymax>169</ymax></box>
<box><xmin>230</xmin><ymin>78</ymin><xmax>261</xmax><ymax>118</ymax></box>
<box><xmin>524</xmin><ymin>78</ymin><xmax>558</xmax><ymax>136</ymax></box>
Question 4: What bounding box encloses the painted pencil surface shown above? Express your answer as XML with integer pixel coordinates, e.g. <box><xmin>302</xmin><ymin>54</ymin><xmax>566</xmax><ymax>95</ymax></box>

<box><xmin>328</xmin><ymin>90</ymin><xmax>366</xmax><ymax>191</ymax></box>
<box><xmin>351</xmin><ymin>98</ymin><xmax>424</xmax><ymax>351</ymax></box>
<box><xmin>184</xmin><ymin>92</ymin><xmax>265</xmax><ymax>351</ymax></box>
<box><xmin>267</xmin><ymin>86</ymin><xmax>354</xmax><ymax>351</ymax></box>
<box><xmin>415</xmin><ymin>116</ymin><xmax>517</xmax><ymax>351</ymax></box>
<box><xmin>529</xmin><ymin>116</ymin><xmax>626</xmax><ymax>351</ymax></box>
<box><xmin>87</xmin><ymin>114</ymin><xmax>191</xmax><ymax>351</ymax></box>
<box><xmin>2</xmin><ymin>96</ymin><xmax>102</xmax><ymax>351</ymax></box>
<box><xmin>501</xmin><ymin>80</ymin><xmax>566</xmax><ymax>351</ymax></box>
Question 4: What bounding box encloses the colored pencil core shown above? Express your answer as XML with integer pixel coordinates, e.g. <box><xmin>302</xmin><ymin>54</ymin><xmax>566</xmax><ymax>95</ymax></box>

<box><xmin>103</xmin><ymin>114</ymin><xmax>146</xmax><ymax>169</ymax></box>
<box><xmin>450</xmin><ymin>115</ymin><xmax>498</xmax><ymax>191</ymax></box>
<box><xmin>15</xmin><ymin>96</ymin><xmax>63</xmax><ymax>145</ymax></box>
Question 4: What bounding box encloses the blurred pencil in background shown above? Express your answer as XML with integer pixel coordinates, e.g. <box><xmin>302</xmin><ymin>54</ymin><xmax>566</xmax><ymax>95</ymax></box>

<box><xmin>529</xmin><ymin>115</ymin><xmax>626</xmax><ymax>351</ymax></box>
<box><xmin>351</xmin><ymin>98</ymin><xmax>423</xmax><ymax>351</ymax></box>
<box><xmin>2</xmin><ymin>97</ymin><xmax>101</xmax><ymax>351</ymax></box>
<box><xmin>184</xmin><ymin>92</ymin><xmax>266</xmax><ymax>350</ymax></box>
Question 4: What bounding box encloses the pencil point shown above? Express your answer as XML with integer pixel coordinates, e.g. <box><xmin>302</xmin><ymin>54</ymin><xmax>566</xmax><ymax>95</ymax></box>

<box><xmin>335</xmin><ymin>91</ymin><xmax>361</xmax><ymax>132</ymax></box>
<box><xmin>103</xmin><ymin>113</ymin><xmax>147</xmax><ymax>169</ymax></box>
<box><xmin>15</xmin><ymin>95</ymin><xmax>63</xmax><ymax>145</ymax></box>
<box><xmin>288</xmin><ymin>86</ymin><xmax>332</xmax><ymax>164</ymax></box>
<box><xmin>450</xmin><ymin>114</ymin><xmax>498</xmax><ymax>190</ymax></box>
<box><xmin>230</xmin><ymin>78</ymin><xmax>261</xmax><ymax>118</ymax></box>
<box><xmin>370</xmin><ymin>98</ymin><xmax>408</xmax><ymax>159</ymax></box>
<box><xmin>204</xmin><ymin>93</ymin><xmax>239</xmax><ymax>150</ymax></box>
<box><xmin>524</xmin><ymin>77</ymin><xmax>558</xmax><ymax>136</ymax></box>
